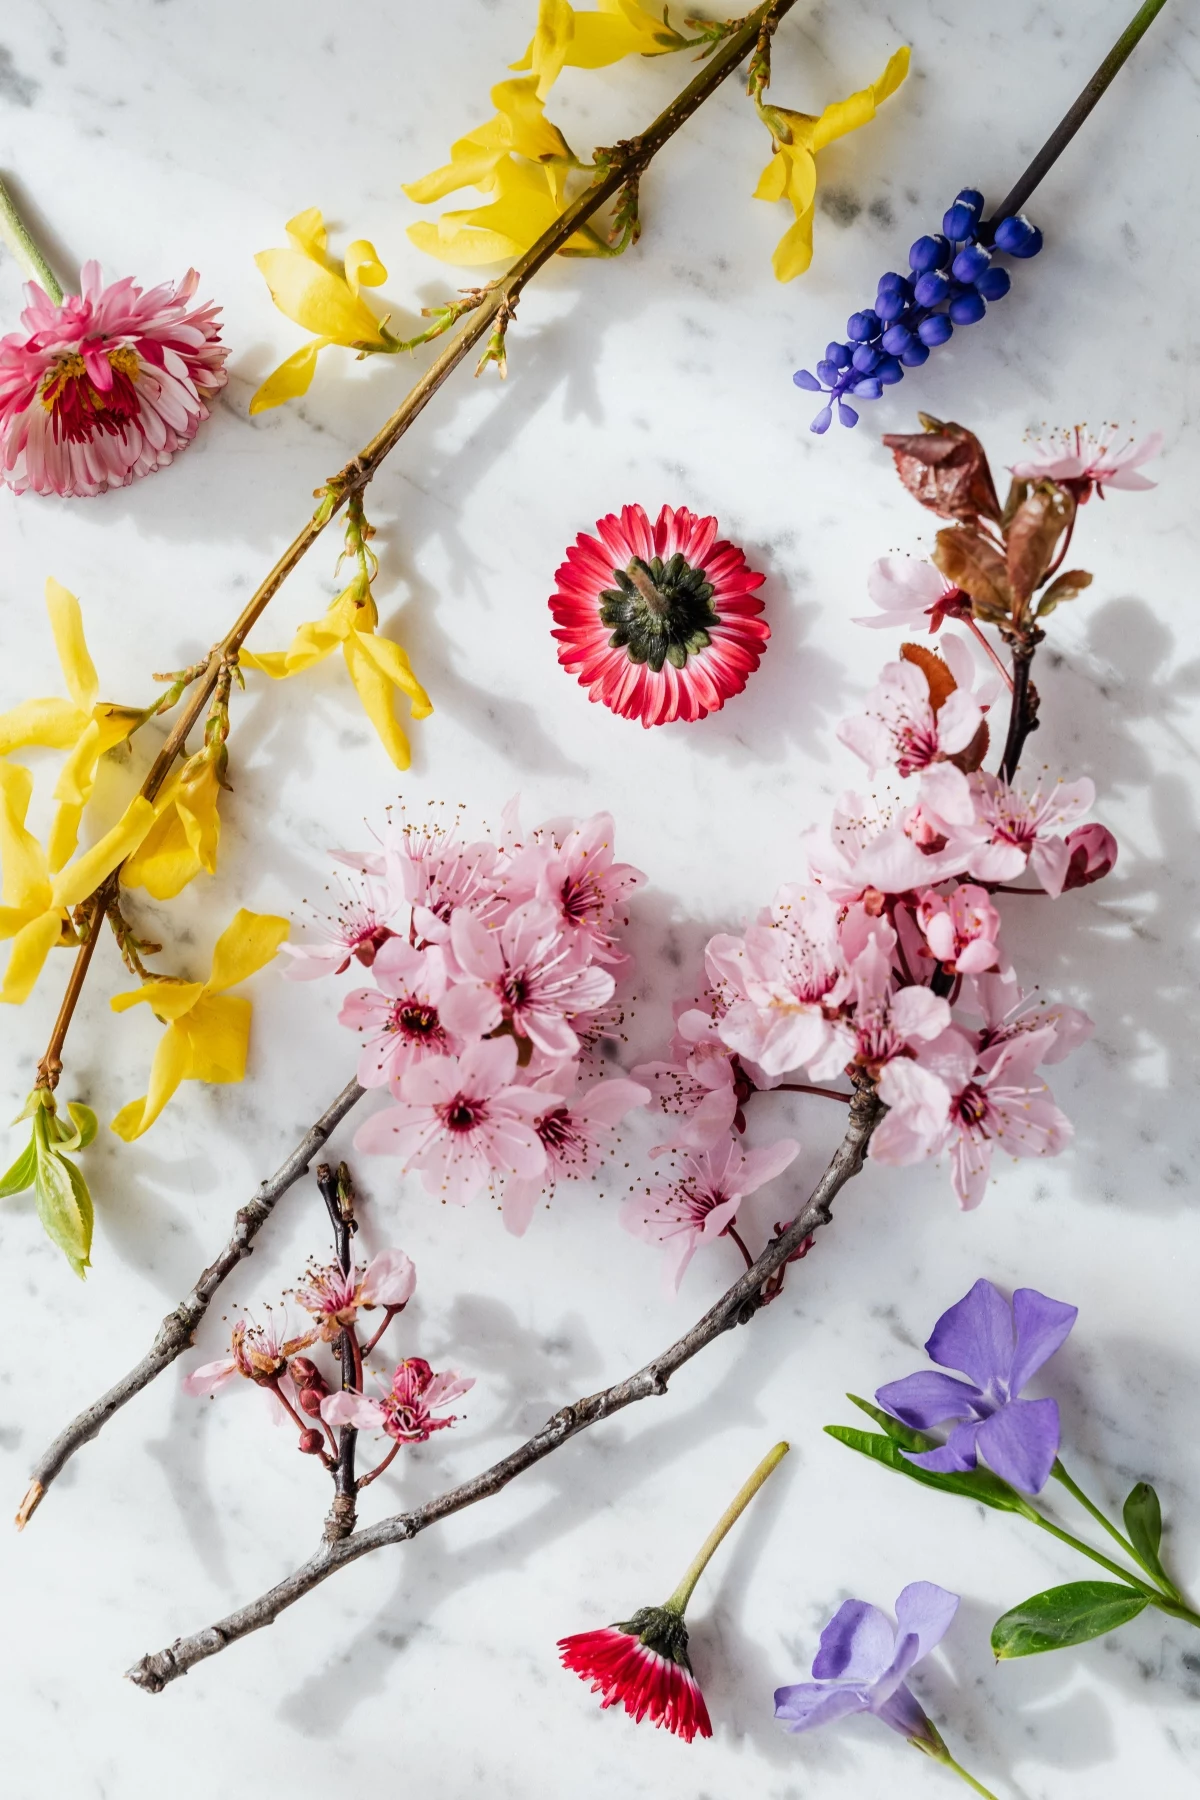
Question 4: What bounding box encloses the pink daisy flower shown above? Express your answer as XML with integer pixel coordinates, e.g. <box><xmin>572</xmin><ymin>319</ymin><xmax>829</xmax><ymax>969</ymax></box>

<box><xmin>321</xmin><ymin>1357</ymin><xmax>474</xmax><ymax>1444</ymax></box>
<box><xmin>558</xmin><ymin>1614</ymin><xmax>712</xmax><ymax>1742</ymax></box>
<box><xmin>353</xmin><ymin>1036</ymin><xmax>553</xmax><ymax>1205</ymax></box>
<box><xmin>0</xmin><ymin>263</ymin><xmax>228</xmax><ymax>497</ymax></box>
<box><xmin>549</xmin><ymin>503</ymin><xmax>768</xmax><ymax>727</ymax></box>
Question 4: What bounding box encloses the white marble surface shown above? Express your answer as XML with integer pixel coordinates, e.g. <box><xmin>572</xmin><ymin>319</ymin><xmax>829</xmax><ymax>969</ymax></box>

<box><xmin>1</xmin><ymin>2</ymin><xmax>1199</xmax><ymax>1794</ymax></box>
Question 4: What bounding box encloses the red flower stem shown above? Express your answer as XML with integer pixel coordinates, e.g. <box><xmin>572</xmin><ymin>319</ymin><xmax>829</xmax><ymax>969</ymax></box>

<box><xmin>359</xmin><ymin>1307</ymin><xmax>399</xmax><ymax>1360</ymax></box>
<box><xmin>356</xmin><ymin>1440</ymin><xmax>402</xmax><ymax>1492</ymax></box>
<box><xmin>774</xmin><ymin>1083</ymin><xmax>852</xmax><ymax>1104</ymax></box>
<box><xmin>269</xmin><ymin>1382</ymin><xmax>311</xmax><ymax>1439</ymax></box>
<box><xmin>963</xmin><ymin>616</ymin><xmax>1014</xmax><ymax>692</ymax></box>
<box><xmin>725</xmin><ymin>1224</ymin><xmax>756</xmax><ymax>1271</ymax></box>
<box><xmin>664</xmin><ymin>1441</ymin><xmax>790</xmax><ymax>1614</ymax></box>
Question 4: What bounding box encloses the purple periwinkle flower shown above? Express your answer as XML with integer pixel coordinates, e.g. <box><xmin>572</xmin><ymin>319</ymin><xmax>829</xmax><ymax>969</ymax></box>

<box><xmin>774</xmin><ymin>1582</ymin><xmax>959</xmax><ymax>1747</ymax></box>
<box><xmin>877</xmin><ymin>1278</ymin><xmax>1078</xmax><ymax>1495</ymax></box>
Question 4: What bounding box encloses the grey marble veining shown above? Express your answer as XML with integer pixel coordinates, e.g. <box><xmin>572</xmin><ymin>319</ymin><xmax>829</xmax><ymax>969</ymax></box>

<box><xmin>0</xmin><ymin>3</ymin><xmax>1198</xmax><ymax>1795</ymax></box>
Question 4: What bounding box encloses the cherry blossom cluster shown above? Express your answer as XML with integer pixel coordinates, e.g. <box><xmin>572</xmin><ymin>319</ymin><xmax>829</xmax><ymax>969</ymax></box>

<box><xmin>626</xmin><ymin>613</ymin><xmax>1116</xmax><ymax>1290</ymax></box>
<box><xmin>284</xmin><ymin>803</ymin><xmax>652</xmax><ymax>1235</ymax></box>
<box><xmin>184</xmin><ymin>1237</ymin><xmax>472</xmax><ymax>1478</ymax></box>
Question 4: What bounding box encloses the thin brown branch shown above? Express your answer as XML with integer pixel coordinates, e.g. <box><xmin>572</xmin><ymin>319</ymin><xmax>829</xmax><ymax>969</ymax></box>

<box><xmin>15</xmin><ymin>1077</ymin><xmax>365</xmax><ymax>1529</ymax></box>
<box><xmin>29</xmin><ymin>0</ymin><xmax>797</xmax><ymax>1095</ymax></box>
<box><xmin>999</xmin><ymin>639</ymin><xmax>1041</xmax><ymax>781</ymax></box>
<box><xmin>126</xmin><ymin>1083</ymin><xmax>880</xmax><ymax>1693</ymax></box>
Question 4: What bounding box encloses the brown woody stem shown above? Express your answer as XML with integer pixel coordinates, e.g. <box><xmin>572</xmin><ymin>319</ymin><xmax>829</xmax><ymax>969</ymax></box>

<box><xmin>125</xmin><ymin>1084</ymin><xmax>879</xmax><ymax>1692</ymax></box>
<box><xmin>15</xmin><ymin>1077</ymin><xmax>365</xmax><ymax>1528</ymax></box>
<box><xmin>28</xmin><ymin>0</ymin><xmax>797</xmax><ymax>1096</ymax></box>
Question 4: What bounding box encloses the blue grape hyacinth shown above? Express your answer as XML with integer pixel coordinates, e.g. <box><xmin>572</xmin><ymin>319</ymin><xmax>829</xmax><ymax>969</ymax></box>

<box><xmin>794</xmin><ymin>190</ymin><xmax>1043</xmax><ymax>433</ymax></box>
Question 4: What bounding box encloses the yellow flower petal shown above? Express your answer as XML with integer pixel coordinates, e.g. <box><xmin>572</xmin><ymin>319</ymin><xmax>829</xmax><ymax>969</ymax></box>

<box><xmin>110</xmin><ymin>978</ymin><xmax>206</xmax><ymax>1019</ymax></box>
<box><xmin>810</xmin><ymin>46</ymin><xmax>910</xmax><ymax>153</ymax></box>
<box><xmin>51</xmin><ymin>795</ymin><xmax>158</xmax><ymax>910</ymax></box>
<box><xmin>177</xmin><ymin>994</ymin><xmax>253</xmax><ymax>1083</ymax></box>
<box><xmin>254</xmin><ymin>249</ymin><xmax>386</xmax><ymax>347</ymax></box>
<box><xmin>513</xmin><ymin>0</ymin><xmax>575</xmax><ymax>95</ymax></box>
<box><xmin>0</xmin><ymin>909</ymin><xmax>64</xmax><ymax>1005</ymax></box>
<box><xmin>343</xmin><ymin>239</ymin><xmax>387</xmax><ymax>299</ymax></box>
<box><xmin>249</xmin><ymin>339</ymin><xmax>328</xmax><ymax>416</ymax></box>
<box><xmin>285</xmin><ymin>207</ymin><xmax>330</xmax><ymax>261</ymax></box>
<box><xmin>206</xmin><ymin>908</ymin><xmax>290</xmax><ymax>995</ymax></box>
<box><xmin>492</xmin><ymin>77</ymin><xmax>573</xmax><ymax>164</ymax></box>
<box><xmin>342</xmin><ymin>634</ymin><xmax>415</xmax><ymax>769</ymax></box>
<box><xmin>110</xmin><ymin>1020</ymin><xmax>193</xmax><ymax>1141</ymax></box>
<box><xmin>772</xmin><ymin>210</ymin><xmax>816</xmax><ymax>282</ymax></box>
<box><xmin>350</xmin><ymin>626</ymin><xmax>434</xmax><ymax>719</ymax></box>
<box><xmin>0</xmin><ymin>761</ymin><xmax>51</xmax><ymax>912</ymax></box>
<box><xmin>236</xmin><ymin>649</ymin><xmax>293</xmax><ymax>679</ymax></box>
<box><xmin>44</xmin><ymin>578</ymin><xmax>99</xmax><ymax>713</ymax></box>
<box><xmin>408</xmin><ymin>156</ymin><xmax>591</xmax><ymax>267</ymax></box>
<box><xmin>119</xmin><ymin>758</ymin><xmax>222</xmax><ymax>901</ymax></box>
<box><xmin>0</xmin><ymin>697</ymin><xmax>90</xmax><ymax>756</ymax></box>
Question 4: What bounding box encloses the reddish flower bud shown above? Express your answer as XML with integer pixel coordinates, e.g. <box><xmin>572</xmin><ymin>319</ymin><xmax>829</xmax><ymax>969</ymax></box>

<box><xmin>297</xmin><ymin>1428</ymin><xmax>325</xmax><ymax>1455</ymax></box>
<box><xmin>291</xmin><ymin>1357</ymin><xmax>328</xmax><ymax>1394</ymax></box>
<box><xmin>1062</xmin><ymin>823</ymin><xmax>1117</xmax><ymax>890</ymax></box>
<box><xmin>299</xmin><ymin>1387</ymin><xmax>327</xmax><ymax>1418</ymax></box>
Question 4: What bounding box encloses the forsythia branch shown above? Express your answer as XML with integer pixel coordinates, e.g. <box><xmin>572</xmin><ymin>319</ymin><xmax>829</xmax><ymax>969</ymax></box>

<box><xmin>124</xmin><ymin>1083</ymin><xmax>880</xmax><ymax>1692</ymax></box>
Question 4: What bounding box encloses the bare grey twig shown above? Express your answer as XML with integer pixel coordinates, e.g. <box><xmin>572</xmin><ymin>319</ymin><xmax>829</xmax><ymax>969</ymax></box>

<box><xmin>16</xmin><ymin>1077</ymin><xmax>365</xmax><ymax>1528</ymax></box>
<box><xmin>126</xmin><ymin>1083</ymin><xmax>880</xmax><ymax>1693</ymax></box>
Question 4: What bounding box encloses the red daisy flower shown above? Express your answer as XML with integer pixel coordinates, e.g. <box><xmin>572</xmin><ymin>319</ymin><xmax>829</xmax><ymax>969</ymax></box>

<box><xmin>558</xmin><ymin>1607</ymin><xmax>713</xmax><ymax>1742</ymax></box>
<box><xmin>549</xmin><ymin>503</ymin><xmax>768</xmax><ymax>727</ymax></box>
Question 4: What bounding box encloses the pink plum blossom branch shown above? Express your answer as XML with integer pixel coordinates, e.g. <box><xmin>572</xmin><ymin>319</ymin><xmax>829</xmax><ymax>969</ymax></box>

<box><xmin>125</xmin><ymin>1080</ymin><xmax>880</xmax><ymax>1694</ymax></box>
<box><xmin>15</xmin><ymin>1076</ymin><xmax>365</xmax><ymax>1528</ymax></box>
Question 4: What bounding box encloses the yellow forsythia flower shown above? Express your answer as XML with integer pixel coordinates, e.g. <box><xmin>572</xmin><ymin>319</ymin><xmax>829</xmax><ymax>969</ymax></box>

<box><xmin>0</xmin><ymin>761</ymin><xmax>155</xmax><ymax>1005</ymax></box>
<box><xmin>512</xmin><ymin>0</ymin><xmax>686</xmax><ymax>96</ymax></box>
<box><xmin>754</xmin><ymin>48</ymin><xmax>910</xmax><ymax>281</ymax></box>
<box><xmin>251</xmin><ymin>209</ymin><xmax>390</xmax><ymax>414</ymax></box>
<box><xmin>110</xmin><ymin>909</ymin><xmax>289</xmax><ymax>1141</ymax></box>
<box><xmin>0</xmin><ymin>579</ymin><xmax>141</xmax><ymax>872</ymax></box>
<box><xmin>120</xmin><ymin>750</ymin><xmax>223</xmax><ymax>902</ymax></box>
<box><xmin>241</xmin><ymin>578</ymin><xmax>432</xmax><ymax>770</ymax></box>
<box><xmin>405</xmin><ymin>77</ymin><xmax>605</xmax><ymax>266</ymax></box>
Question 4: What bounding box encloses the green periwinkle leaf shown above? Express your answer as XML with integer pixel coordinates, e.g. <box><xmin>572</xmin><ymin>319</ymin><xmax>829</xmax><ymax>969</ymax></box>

<box><xmin>991</xmin><ymin>1581</ymin><xmax>1148</xmax><ymax>1658</ymax></box>
<box><xmin>844</xmin><ymin>1393</ymin><xmax>938</xmax><ymax>1453</ymax></box>
<box><xmin>824</xmin><ymin>1425</ymin><xmax>1040</xmax><ymax>1519</ymax></box>
<box><xmin>1123</xmin><ymin>1482</ymin><xmax>1170</xmax><ymax>1586</ymax></box>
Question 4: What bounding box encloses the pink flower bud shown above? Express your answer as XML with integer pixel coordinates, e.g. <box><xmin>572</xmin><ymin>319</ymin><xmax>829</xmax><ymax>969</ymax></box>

<box><xmin>1062</xmin><ymin>823</ymin><xmax>1117</xmax><ymax>890</ymax></box>
<box><xmin>291</xmin><ymin>1357</ymin><xmax>328</xmax><ymax>1395</ymax></box>
<box><xmin>297</xmin><ymin>1429</ymin><xmax>325</xmax><ymax>1455</ymax></box>
<box><xmin>299</xmin><ymin>1387</ymin><xmax>327</xmax><ymax>1418</ymax></box>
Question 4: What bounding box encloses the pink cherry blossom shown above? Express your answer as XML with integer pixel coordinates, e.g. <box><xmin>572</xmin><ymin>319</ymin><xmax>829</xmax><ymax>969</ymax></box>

<box><xmin>354</xmin><ymin>1037</ymin><xmax>553</xmax><ymax>1205</ymax></box>
<box><xmin>620</xmin><ymin>1135</ymin><xmax>799</xmax><ymax>1292</ymax></box>
<box><xmin>182</xmin><ymin>1314</ymin><xmax>311</xmax><ymax>1418</ymax></box>
<box><xmin>838</xmin><ymin>655</ymin><xmax>983</xmax><ymax>779</ymax></box>
<box><xmin>942</xmin><ymin>772</ymin><xmax>1096</xmax><ymax>898</ymax></box>
<box><xmin>916</xmin><ymin>884</ymin><xmax>1002</xmax><ymax>976</ymax></box>
<box><xmin>632</xmin><ymin>1007</ymin><xmax>745</xmax><ymax>1155</ymax></box>
<box><xmin>1062</xmin><ymin>822</ymin><xmax>1118</xmax><ymax>890</ymax></box>
<box><xmin>710</xmin><ymin>886</ymin><xmax>847</xmax><ymax>1080</ymax></box>
<box><xmin>501</xmin><ymin>1069</ymin><xmax>650</xmax><ymax>1235</ymax></box>
<box><xmin>0</xmin><ymin>264</ymin><xmax>228</xmax><ymax>497</ymax></box>
<box><xmin>871</xmin><ymin>1027</ymin><xmax>1073</xmax><ymax>1209</ymax></box>
<box><xmin>965</xmin><ymin>972</ymin><xmax>1093</xmax><ymax>1069</ymax></box>
<box><xmin>338</xmin><ymin>941</ymin><xmax>461</xmax><ymax>1089</ymax></box>
<box><xmin>384</xmin><ymin>821</ymin><xmax>500</xmax><ymax>944</ymax></box>
<box><xmin>322</xmin><ymin>1358</ymin><xmax>474</xmax><ymax>1443</ymax></box>
<box><xmin>1009</xmin><ymin>427</ymin><xmax>1161</xmax><ymax>498</ymax></box>
<box><xmin>280</xmin><ymin>870</ymin><xmax>397</xmax><ymax>981</ymax></box>
<box><xmin>442</xmin><ymin>901</ymin><xmax>615</xmax><ymax>1059</ymax></box>
<box><xmin>805</xmin><ymin>790</ymin><xmax>970</xmax><ymax>903</ymax></box>
<box><xmin>844</xmin><ymin>936</ymin><xmax>951</xmax><ymax>1077</ymax></box>
<box><xmin>500</xmin><ymin>810</ymin><xmax>645</xmax><ymax>966</ymax></box>
<box><xmin>291</xmin><ymin>1248</ymin><xmax>416</xmax><ymax>1341</ymax></box>
<box><xmin>854</xmin><ymin>556</ymin><xmax>967</xmax><ymax>632</ymax></box>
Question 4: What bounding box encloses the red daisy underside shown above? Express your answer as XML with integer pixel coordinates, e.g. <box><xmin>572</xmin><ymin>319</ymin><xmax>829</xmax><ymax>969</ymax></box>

<box><xmin>549</xmin><ymin>503</ymin><xmax>768</xmax><ymax>728</ymax></box>
<box><xmin>558</xmin><ymin>1628</ymin><xmax>713</xmax><ymax>1741</ymax></box>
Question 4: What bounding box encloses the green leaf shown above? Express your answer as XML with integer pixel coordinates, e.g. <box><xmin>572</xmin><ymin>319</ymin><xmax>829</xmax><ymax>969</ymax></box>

<box><xmin>991</xmin><ymin>1581</ymin><xmax>1148</xmax><ymax>1658</ymax></box>
<box><xmin>0</xmin><ymin>1135</ymin><xmax>37</xmax><ymax>1199</ymax></box>
<box><xmin>33</xmin><ymin>1144</ymin><xmax>93</xmax><ymax>1279</ymax></box>
<box><xmin>1123</xmin><ymin>1482</ymin><xmax>1169</xmax><ymax>1583</ymax></box>
<box><xmin>51</xmin><ymin>1100</ymin><xmax>98</xmax><ymax>1154</ymax></box>
<box><xmin>824</xmin><ymin>1425</ymin><xmax>1040</xmax><ymax>1519</ymax></box>
<box><xmin>845</xmin><ymin>1394</ymin><xmax>938</xmax><ymax>1453</ymax></box>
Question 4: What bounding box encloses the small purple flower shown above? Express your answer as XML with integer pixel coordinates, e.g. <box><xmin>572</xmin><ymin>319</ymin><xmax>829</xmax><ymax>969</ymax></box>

<box><xmin>877</xmin><ymin>1278</ymin><xmax>1077</xmax><ymax>1495</ymax></box>
<box><xmin>774</xmin><ymin>1582</ymin><xmax>959</xmax><ymax>1746</ymax></box>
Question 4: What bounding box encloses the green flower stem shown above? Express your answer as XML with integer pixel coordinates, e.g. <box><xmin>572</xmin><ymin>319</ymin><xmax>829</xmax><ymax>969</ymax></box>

<box><xmin>928</xmin><ymin>1747</ymin><xmax>1003</xmax><ymax>1800</ymax></box>
<box><xmin>664</xmin><ymin>1440</ymin><xmax>789</xmax><ymax>1614</ymax></box>
<box><xmin>1051</xmin><ymin>1460</ymin><xmax>1182</xmax><ymax>1599</ymax></box>
<box><xmin>1025</xmin><ymin>1505</ymin><xmax>1200</xmax><ymax>1625</ymax></box>
<box><xmin>0</xmin><ymin>176</ymin><xmax>63</xmax><ymax>304</ymax></box>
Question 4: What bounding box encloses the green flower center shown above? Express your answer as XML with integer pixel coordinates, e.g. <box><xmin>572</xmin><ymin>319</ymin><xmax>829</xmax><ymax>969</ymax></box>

<box><xmin>599</xmin><ymin>553</ymin><xmax>718</xmax><ymax>674</ymax></box>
